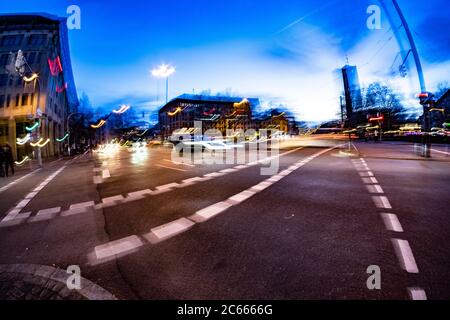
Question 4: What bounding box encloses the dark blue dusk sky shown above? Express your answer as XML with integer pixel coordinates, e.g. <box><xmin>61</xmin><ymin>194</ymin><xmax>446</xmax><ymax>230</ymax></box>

<box><xmin>1</xmin><ymin>0</ymin><xmax>449</xmax><ymax>121</ymax></box>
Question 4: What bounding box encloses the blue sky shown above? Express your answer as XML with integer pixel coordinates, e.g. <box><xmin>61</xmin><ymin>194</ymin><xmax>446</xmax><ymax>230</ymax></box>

<box><xmin>1</xmin><ymin>0</ymin><xmax>449</xmax><ymax>121</ymax></box>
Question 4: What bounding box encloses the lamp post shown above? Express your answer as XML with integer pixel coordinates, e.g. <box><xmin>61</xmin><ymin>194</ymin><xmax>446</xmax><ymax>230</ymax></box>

<box><xmin>389</xmin><ymin>0</ymin><xmax>430</xmax><ymax>157</ymax></box>
<box><xmin>151</xmin><ymin>64</ymin><xmax>175</xmax><ymax>104</ymax></box>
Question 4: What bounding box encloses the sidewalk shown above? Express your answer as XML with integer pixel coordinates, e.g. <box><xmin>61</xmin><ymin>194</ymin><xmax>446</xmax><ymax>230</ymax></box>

<box><xmin>353</xmin><ymin>141</ymin><xmax>450</xmax><ymax>161</ymax></box>
<box><xmin>0</xmin><ymin>264</ymin><xmax>116</xmax><ymax>300</ymax></box>
<box><xmin>0</xmin><ymin>156</ymin><xmax>67</xmax><ymax>190</ymax></box>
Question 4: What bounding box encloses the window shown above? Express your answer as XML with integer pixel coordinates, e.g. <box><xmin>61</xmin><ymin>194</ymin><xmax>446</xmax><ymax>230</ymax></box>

<box><xmin>27</xmin><ymin>52</ymin><xmax>37</xmax><ymax>65</ymax></box>
<box><xmin>1</xmin><ymin>35</ymin><xmax>24</xmax><ymax>46</ymax></box>
<box><xmin>30</xmin><ymin>93</ymin><xmax>35</xmax><ymax>106</ymax></box>
<box><xmin>15</xmin><ymin>94</ymin><xmax>20</xmax><ymax>107</ymax></box>
<box><xmin>27</xmin><ymin>34</ymin><xmax>47</xmax><ymax>46</ymax></box>
<box><xmin>0</xmin><ymin>74</ymin><xmax>8</xmax><ymax>87</ymax></box>
<box><xmin>16</xmin><ymin>77</ymin><xmax>23</xmax><ymax>88</ymax></box>
<box><xmin>6</xmin><ymin>95</ymin><xmax>10</xmax><ymax>107</ymax></box>
<box><xmin>21</xmin><ymin>94</ymin><xmax>29</xmax><ymax>106</ymax></box>
<box><xmin>0</xmin><ymin>95</ymin><xmax>5</xmax><ymax>108</ymax></box>
<box><xmin>0</xmin><ymin>54</ymin><xmax>9</xmax><ymax>67</ymax></box>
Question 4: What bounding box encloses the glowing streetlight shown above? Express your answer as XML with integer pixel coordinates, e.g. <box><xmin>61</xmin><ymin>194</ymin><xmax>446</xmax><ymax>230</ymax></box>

<box><xmin>151</xmin><ymin>64</ymin><xmax>175</xmax><ymax>104</ymax></box>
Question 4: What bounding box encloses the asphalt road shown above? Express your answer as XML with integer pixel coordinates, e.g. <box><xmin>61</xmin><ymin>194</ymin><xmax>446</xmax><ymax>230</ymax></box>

<box><xmin>0</xmin><ymin>136</ymin><xmax>449</xmax><ymax>300</ymax></box>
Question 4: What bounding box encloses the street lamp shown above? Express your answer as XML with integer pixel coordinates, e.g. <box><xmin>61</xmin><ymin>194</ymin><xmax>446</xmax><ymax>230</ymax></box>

<box><xmin>151</xmin><ymin>64</ymin><xmax>175</xmax><ymax>104</ymax></box>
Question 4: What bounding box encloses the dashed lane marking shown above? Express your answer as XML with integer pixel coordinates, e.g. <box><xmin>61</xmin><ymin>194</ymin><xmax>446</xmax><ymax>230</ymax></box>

<box><xmin>88</xmin><ymin>146</ymin><xmax>337</xmax><ymax>265</ymax></box>
<box><xmin>155</xmin><ymin>164</ymin><xmax>187</xmax><ymax>172</ymax></box>
<box><xmin>392</xmin><ymin>239</ymin><xmax>419</xmax><ymax>273</ymax></box>
<box><xmin>362</xmin><ymin>177</ymin><xmax>379</xmax><ymax>184</ymax></box>
<box><xmin>0</xmin><ymin>166</ymin><xmax>66</xmax><ymax>224</ymax></box>
<box><xmin>70</xmin><ymin>201</ymin><xmax>95</xmax><ymax>210</ymax></box>
<box><xmin>144</xmin><ymin>218</ymin><xmax>195</xmax><ymax>244</ymax></box>
<box><xmin>408</xmin><ymin>287</ymin><xmax>427</xmax><ymax>300</ymax></box>
<box><xmin>366</xmin><ymin>184</ymin><xmax>384</xmax><ymax>194</ymax></box>
<box><xmin>15</xmin><ymin>146</ymin><xmax>328</xmax><ymax>227</ymax></box>
<box><xmin>381</xmin><ymin>213</ymin><xmax>404</xmax><ymax>232</ymax></box>
<box><xmin>94</xmin><ymin>235</ymin><xmax>144</xmax><ymax>260</ymax></box>
<box><xmin>353</xmin><ymin>156</ymin><xmax>425</xmax><ymax>299</ymax></box>
<box><xmin>372</xmin><ymin>195</ymin><xmax>392</xmax><ymax>209</ymax></box>
<box><xmin>102</xmin><ymin>169</ymin><xmax>111</xmax><ymax>179</ymax></box>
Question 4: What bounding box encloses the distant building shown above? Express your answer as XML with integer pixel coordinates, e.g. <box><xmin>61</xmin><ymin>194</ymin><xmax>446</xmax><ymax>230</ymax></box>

<box><xmin>0</xmin><ymin>14</ymin><xmax>78</xmax><ymax>159</ymax></box>
<box><xmin>158</xmin><ymin>94</ymin><xmax>258</xmax><ymax>138</ymax></box>
<box><xmin>341</xmin><ymin>65</ymin><xmax>363</xmax><ymax>125</ymax></box>
<box><xmin>255</xmin><ymin>109</ymin><xmax>298</xmax><ymax>135</ymax></box>
<box><xmin>435</xmin><ymin>89</ymin><xmax>450</xmax><ymax>127</ymax></box>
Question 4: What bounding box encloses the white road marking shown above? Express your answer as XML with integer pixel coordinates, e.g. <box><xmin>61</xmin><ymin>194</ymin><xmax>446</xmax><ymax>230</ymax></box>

<box><xmin>94</xmin><ymin>235</ymin><xmax>144</xmax><ymax>260</ymax></box>
<box><xmin>145</xmin><ymin>218</ymin><xmax>195</xmax><ymax>243</ymax></box>
<box><xmin>228</xmin><ymin>190</ymin><xmax>256</xmax><ymax>204</ymax></box>
<box><xmin>366</xmin><ymin>184</ymin><xmax>384</xmax><ymax>194</ymax></box>
<box><xmin>408</xmin><ymin>287</ymin><xmax>427</xmax><ymax>300</ymax></box>
<box><xmin>189</xmin><ymin>201</ymin><xmax>234</xmax><ymax>222</ymax></box>
<box><xmin>362</xmin><ymin>177</ymin><xmax>378</xmax><ymax>184</ymax></box>
<box><xmin>431</xmin><ymin>148</ymin><xmax>450</xmax><ymax>156</ymax></box>
<box><xmin>220</xmin><ymin>168</ymin><xmax>238</xmax><ymax>173</ymax></box>
<box><xmin>359</xmin><ymin>171</ymin><xmax>374</xmax><ymax>177</ymax></box>
<box><xmin>381</xmin><ymin>213</ymin><xmax>403</xmax><ymax>232</ymax></box>
<box><xmin>204</xmin><ymin>172</ymin><xmax>226</xmax><ymax>177</ymax></box>
<box><xmin>16</xmin><ymin>199</ymin><xmax>31</xmax><ymax>209</ymax></box>
<box><xmin>70</xmin><ymin>201</ymin><xmax>95</xmax><ymax>210</ymax></box>
<box><xmin>392</xmin><ymin>239</ymin><xmax>419</xmax><ymax>273</ymax></box>
<box><xmin>182</xmin><ymin>177</ymin><xmax>202</xmax><ymax>184</ymax></box>
<box><xmin>127</xmin><ymin>189</ymin><xmax>152</xmax><ymax>198</ymax></box>
<box><xmin>93</xmin><ymin>176</ymin><xmax>102</xmax><ymax>184</ymax></box>
<box><xmin>191</xmin><ymin>146</ymin><xmax>335</xmax><ymax>223</ymax></box>
<box><xmin>102</xmin><ymin>169</ymin><xmax>111</xmax><ymax>179</ymax></box>
<box><xmin>155</xmin><ymin>164</ymin><xmax>187</xmax><ymax>172</ymax></box>
<box><xmin>250</xmin><ymin>181</ymin><xmax>273</xmax><ymax>192</ymax></box>
<box><xmin>155</xmin><ymin>183</ymin><xmax>179</xmax><ymax>191</ymax></box>
<box><xmin>163</xmin><ymin>159</ymin><xmax>195</xmax><ymax>167</ymax></box>
<box><xmin>29</xmin><ymin>207</ymin><xmax>61</xmax><ymax>222</ymax></box>
<box><xmin>102</xmin><ymin>195</ymin><xmax>124</xmax><ymax>204</ymax></box>
<box><xmin>37</xmin><ymin>207</ymin><xmax>61</xmax><ymax>216</ymax></box>
<box><xmin>372</xmin><ymin>196</ymin><xmax>392</xmax><ymax>209</ymax></box>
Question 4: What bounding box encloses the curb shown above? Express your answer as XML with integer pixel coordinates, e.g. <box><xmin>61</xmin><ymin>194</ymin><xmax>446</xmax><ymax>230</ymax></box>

<box><xmin>0</xmin><ymin>264</ymin><xmax>117</xmax><ymax>300</ymax></box>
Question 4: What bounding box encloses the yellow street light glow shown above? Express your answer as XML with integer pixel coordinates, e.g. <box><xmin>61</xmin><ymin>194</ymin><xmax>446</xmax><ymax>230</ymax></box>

<box><xmin>23</xmin><ymin>73</ymin><xmax>39</xmax><ymax>82</ymax></box>
<box><xmin>31</xmin><ymin>138</ymin><xmax>51</xmax><ymax>148</ymax></box>
<box><xmin>30</xmin><ymin>138</ymin><xmax>44</xmax><ymax>147</ymax></box>
<box><xmin>233</xmin><ymin>98</ymin><xmax>249</xmax><ymax>109</ymax></box>
<box><xmin>151</xmin><ymin>64</ymin><xmax>175</xmax><ymax>78</ymax></box>
<box><xmin>15</xmin><ymin>156</ymin><xmax>30</xmax><ymax>166</ymax></box>
<box><xmin>91</xmin><ymin>120</ymin><xmax>106</xmax><ymax>129</ymax></box>
<box><xmin>168</xmin><ymin>107</ymin><xmax>182</xmax><ymax>117</ymax></box>
<box><xmin>37</xmin><ymin>138</ymin><xmax>51</xmax><ymax>148</ymax></box>
<box><xmin>273</xmin><ymin>112</ymin><xmax>286</xmax><ymax>118</ymax></box>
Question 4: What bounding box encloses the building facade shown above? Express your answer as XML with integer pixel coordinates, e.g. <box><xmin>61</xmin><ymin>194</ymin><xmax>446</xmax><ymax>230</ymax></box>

<box><xmin>435</xmin><ymin>89</ymin><xmax>450</xmax><ymax>128</ymax></box>
<box><xmin>0</xmin><ymin>14</ymin><xmax>78</xmax><ymax>160</ymax></box>
<box><xmin>341</xmin><ymin>64</ymin><xmax>363</xmax><ymax>125</ymax></box>
<box><xmin>159</xmin><ymin>94</ymin><xmax>258</xmax><ymax>139</ymax></box>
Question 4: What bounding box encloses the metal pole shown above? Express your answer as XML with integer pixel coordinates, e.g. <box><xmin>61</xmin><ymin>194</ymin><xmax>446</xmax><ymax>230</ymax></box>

<box><xmin>36</xmin><ymin>78</ymin><xmax>42</xmax><ymax>167</ymax></box>
<box><xmin>67</xmin><ymin>113</ymin><xmax>72</xmax><ymax>157</ymax></box>
<box><xmin>391</xmin><ymin>0</ymin><xmax>430</xmax><ymax>157</ymax></box>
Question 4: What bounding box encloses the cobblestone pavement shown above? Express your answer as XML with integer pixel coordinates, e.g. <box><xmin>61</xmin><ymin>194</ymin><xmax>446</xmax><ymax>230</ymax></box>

<box><xmin>0</xmin><ymin>264</ymin><xmax>116</xmax><ymax>300</ymax></box>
